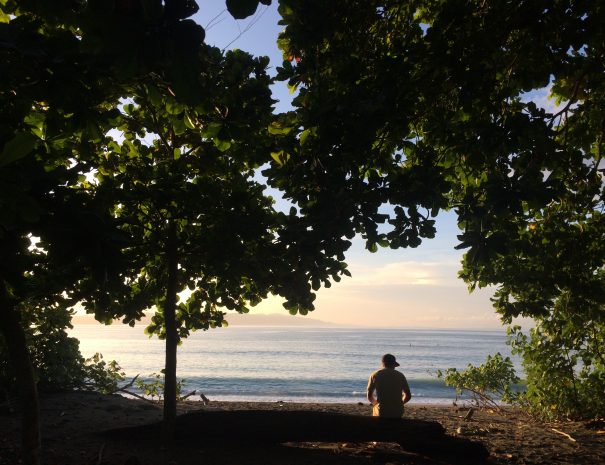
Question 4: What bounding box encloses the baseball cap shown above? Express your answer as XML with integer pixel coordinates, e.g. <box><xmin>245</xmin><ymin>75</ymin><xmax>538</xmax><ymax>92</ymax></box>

<box><xmin>382</xmin><ymin>353</ymin><xmax>400</xmax><ymax>367</ymax></box>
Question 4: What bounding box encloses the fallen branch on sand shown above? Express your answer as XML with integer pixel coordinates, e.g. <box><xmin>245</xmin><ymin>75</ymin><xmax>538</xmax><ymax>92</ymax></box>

<box><xmin>116</xmin><ymin>389</ymin><xmax>157</xmax><ymax>404</ymax></box>
<box><xmin>180</xmin><ymin>390</ymin><xmax>197</xmax><ymax>400</ymax></box>
<box><xmin>551</xmin><ymin>428</ymin><xmax>577</xmax><ymax>442</ymax></box>
<box><xmin>107</xmin><ymin>375</ymin><xmax>158</xmax><ymax>405</ymax></box>
<box><xmin>109</xmin><ymin>374</ymin><xmax>140</xmax><ymax>395</ymax></box>
<box><xmin>96</xmin><ymin>443</ymin><xmax>106</xmax><ymax>465</ymax></box>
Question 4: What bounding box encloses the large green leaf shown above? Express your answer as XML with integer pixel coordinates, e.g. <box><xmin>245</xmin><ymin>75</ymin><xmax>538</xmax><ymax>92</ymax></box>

<box><xmin>0</xmin><ymin>132</ymin><xmax>37</xmax><ymax>168</ymax></box>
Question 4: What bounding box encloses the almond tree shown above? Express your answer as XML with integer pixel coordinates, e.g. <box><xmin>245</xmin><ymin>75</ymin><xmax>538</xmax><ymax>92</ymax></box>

<box><xmin>93</xmin><ymin>47</ymin><xmax>347</xmax><ymax>437</ymax></box>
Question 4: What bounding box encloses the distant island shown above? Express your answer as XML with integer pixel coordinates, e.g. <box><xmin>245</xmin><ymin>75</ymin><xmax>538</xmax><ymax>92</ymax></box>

<box><xmin>71</xmin><ymin>312</ymin><xmax>335</xmax><ymax>327</ymax></box>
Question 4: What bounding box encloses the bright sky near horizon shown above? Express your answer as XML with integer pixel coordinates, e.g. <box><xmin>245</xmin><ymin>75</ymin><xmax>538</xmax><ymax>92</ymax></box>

<box><xmin>186</xmin><ymin>1</ymin><xmax>520</xmax><ymax>330</ymax></box>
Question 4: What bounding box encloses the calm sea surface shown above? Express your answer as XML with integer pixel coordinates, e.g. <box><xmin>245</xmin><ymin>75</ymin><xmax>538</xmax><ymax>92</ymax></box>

<box><xmin>70</xmin><ymin>325</ymin><xmax>521</xmax><ymax>404</ymax></box>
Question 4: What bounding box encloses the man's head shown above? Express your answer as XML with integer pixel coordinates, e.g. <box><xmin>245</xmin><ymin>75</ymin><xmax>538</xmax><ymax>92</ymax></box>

<box><xmin>381</xmin><ymin>353</ymin><xmax>400</xmax><ymax>368</ymax></box>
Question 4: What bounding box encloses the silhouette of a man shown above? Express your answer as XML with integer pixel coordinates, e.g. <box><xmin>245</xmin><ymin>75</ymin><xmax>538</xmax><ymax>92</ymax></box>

<box><xmin>367</xmin><ymin>353</ymin><xmax>412</xmax><ymax>418</ymax></box>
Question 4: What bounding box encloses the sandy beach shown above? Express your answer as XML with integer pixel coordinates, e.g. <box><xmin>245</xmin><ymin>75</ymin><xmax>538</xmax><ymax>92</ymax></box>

<box><xmin>1</xmin><ymin>392</ymin><xmax>604</xmax><ymax>465</ymax></box>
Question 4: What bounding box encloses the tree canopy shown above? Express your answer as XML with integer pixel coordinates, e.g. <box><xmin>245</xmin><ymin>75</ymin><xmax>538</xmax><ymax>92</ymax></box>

<box><xmin>273</xmin><ymin>0</ymin><xmax>604</xmax><ymax>320</ymax></box>
<box><xmin>272</xmin><ymin>0</ymin><xmax>605</xmax><ymax>417</ymax></box>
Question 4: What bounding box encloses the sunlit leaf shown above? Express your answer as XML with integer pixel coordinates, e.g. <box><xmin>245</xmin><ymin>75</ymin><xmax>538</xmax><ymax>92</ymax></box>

<box><xmin>214</xmin><ymin>139</ymin><xmax>232</xmax><ymax>151</ymax></box>
<box><xmin>268</xmin><ymin>121</ymin><xmax>293</xmax><ymax>135</ymax></box>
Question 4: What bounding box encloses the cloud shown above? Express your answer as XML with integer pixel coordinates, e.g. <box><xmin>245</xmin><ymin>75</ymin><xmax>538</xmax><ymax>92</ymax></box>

<box><xmin>343</xmin><ymin>259</ymin><xmax>462</xmax><ymax>288</ymax></box>
<box><xmin>306</xmin><ymin>259</ymin><xmax>502</xmax><ymax>329</ymax></box>
<box><xmin>242</xmin><ymin>262</ymin><xmax>502</xmax><ymax>329</ymax></box>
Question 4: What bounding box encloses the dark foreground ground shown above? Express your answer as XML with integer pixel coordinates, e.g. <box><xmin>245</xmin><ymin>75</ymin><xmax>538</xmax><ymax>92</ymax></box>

<box><xmin>1</xmin><ymin>392</ymin><xmax>604</xmax><ymax>465</ymax></box>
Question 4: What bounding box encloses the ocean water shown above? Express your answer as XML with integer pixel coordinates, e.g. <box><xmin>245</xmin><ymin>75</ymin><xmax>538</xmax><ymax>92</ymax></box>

<box><xmin>70</xmin><ymin>325</ymin><xmax>521</xmax><ymax>404</ymax></box>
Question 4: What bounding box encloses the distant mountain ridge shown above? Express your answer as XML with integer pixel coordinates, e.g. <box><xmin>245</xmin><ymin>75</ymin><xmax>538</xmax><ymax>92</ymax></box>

<box><xmin>223</xmin><ymin>312</ymin><xmax>334</xmax><ymax>326</ymax></box>
<box><xmin>71</xmin><ymin>312</ymin><xmax>333</xmax><ymax>327</ymax></box>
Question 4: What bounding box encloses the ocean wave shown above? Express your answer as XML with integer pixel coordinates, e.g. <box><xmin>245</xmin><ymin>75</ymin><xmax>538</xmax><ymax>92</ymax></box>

<box><xmin>130</xmin><ymin>375</ymin><xmax>462</xmax><ymax>403</ymax></box>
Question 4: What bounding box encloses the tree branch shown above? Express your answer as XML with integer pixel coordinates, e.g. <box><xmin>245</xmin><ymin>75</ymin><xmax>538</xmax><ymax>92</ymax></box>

<box><xmin>551</xmin><ymin>428</ymin><xmax>577</xmax><ymax>442</ymax></box>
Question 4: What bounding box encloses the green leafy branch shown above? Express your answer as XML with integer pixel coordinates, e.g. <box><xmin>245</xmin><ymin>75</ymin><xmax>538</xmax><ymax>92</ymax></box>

<box><xmin>133</xmin><ymin>372</ymin><xmax>187</xmax><ymax>402</ymax></box>
<box><xmin>437</xmin><ymin>353</ymin><xmax>523</xmax><ymax>413</ymax></box>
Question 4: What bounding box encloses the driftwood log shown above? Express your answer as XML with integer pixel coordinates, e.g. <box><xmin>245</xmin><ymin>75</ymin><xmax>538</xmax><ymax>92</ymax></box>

<box><xmin>104</xmin><ymin>409</ymin><xmax>489</xmax><ymax>464</ymax></box>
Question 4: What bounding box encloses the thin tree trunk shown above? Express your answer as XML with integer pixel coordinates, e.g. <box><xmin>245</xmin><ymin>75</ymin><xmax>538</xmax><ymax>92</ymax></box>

<box><xmin>163</xmin><ymin>220</ymin><xmax>179</xmax><ymax>445</ymax></box>
<box><xmin>0</xmin><ymin>280</ymin><xmax>40</xmax><ymax>465</ymax></box>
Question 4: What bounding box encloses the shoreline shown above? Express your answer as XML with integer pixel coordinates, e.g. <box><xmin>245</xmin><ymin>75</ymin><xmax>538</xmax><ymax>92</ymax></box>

<box><xmin>180</xmin><ymin>399</ymin><xmax>456</xmax><ymax>410</ymax></box>
<box><xmin>1</xmin><ymin>392</ymin><xmax>603</xmax><ymax>465</ymax></box>
<box><xmin>128</xmin><ymin>393</ymin><xmax>459</xmax><ymax>406</ymax></box>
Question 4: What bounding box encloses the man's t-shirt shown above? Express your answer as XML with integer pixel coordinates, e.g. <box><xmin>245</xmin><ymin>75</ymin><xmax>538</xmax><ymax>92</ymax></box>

<box><xmin>367</xmin><ymin>367</ymin><xmax>409</xmax><ymax>418</ymax></box>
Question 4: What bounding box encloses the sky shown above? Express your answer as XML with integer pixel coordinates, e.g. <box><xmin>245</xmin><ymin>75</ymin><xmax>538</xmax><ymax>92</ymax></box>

<box><xmin>186</xmin><ymin>1</ymin><xmax>514</xmax><ymax>329</ymax></box>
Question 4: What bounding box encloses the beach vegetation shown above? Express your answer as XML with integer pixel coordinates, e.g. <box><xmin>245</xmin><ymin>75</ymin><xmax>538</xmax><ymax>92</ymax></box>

<box><xmin>82</xmin><ymin>353</ymin><xmax>127</xmax><ymax>395</ymax></box>
<box><xmin>437</xmin><ymin>353</ymin><xmax>522</xmax><ymax>412</ymax></box>
<box><xmin>509</xmin><ymin>321</ymin><xmax>605</xmax><ymax>421</ymax></box>
<box><xmin>441</xmin><ymin>318</ymin><xmax>605</xmax><ymax>420</ymax></box>
<box><xmin>134</xmin><ymin>372</ymin><xmax>185</xmax><ymax>402</ymax></box>
<box><xmin>0</xmin><ymin>304</ymin><xmax>124</xmax><ymax>396</ymax></box>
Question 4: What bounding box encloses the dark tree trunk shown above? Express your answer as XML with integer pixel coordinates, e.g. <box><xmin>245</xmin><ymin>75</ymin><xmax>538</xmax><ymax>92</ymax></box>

<box><xmin>106</xmin><ymin>410</ymin><xmax>489</xmax><ymax>465</ymax></box>
<box><xmin>163</xmin><ymin>220</ymin><xmax>179</xmax><ymax>444</ymax></box>
<box><xmin>0</xmin><ymin>280</ymin><xmax>40</xmax><ymax>465</ymax></box>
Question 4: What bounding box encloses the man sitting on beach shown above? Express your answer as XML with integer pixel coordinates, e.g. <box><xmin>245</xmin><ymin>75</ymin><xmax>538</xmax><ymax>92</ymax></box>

<box><xmin>367</xmin><ymin>353</ymin><xmax>412</xmax><ymax>418</ymax></box>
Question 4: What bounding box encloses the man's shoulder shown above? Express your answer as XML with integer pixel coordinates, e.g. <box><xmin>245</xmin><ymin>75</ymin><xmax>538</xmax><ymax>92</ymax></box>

<box><xmin>369</xmin><ymin>368</ymin><xmax>390</xmax><ymax>380</ymax></box>
<box><xmin>374</xmin><ymin>368</ymin><xmax>405</xmax><ymax>378</ymax></box>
